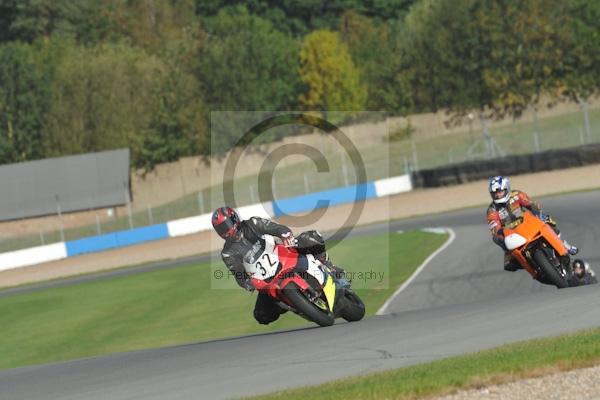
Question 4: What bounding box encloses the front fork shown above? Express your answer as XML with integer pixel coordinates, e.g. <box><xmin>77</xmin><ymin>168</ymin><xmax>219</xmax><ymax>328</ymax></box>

<box><xmin>538</xmin><ymin>244</ymin><xmax>572</xmax><ymax>279</ymax></box>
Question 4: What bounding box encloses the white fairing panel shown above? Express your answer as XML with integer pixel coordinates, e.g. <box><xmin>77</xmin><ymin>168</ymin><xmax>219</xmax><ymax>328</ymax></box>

<box><xmin>243</xmin><ymin>235</ymin><xmax>280</xmax><ymax>281</ymax></box>
<box><xmin>305</xmin><ymin>255</ymin><xmax>325</xmax><ymax>285</ymax></box>
<box><xmin>505</xmin><ymin>233</ymin><xmax>527</xmax><ymax>251</ymax></box>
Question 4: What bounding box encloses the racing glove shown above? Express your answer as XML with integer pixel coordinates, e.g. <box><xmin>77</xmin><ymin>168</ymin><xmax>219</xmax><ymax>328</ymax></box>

<box><xmin>242</xmin><ymin>279</ymin><xmax>255</xmax><ymax>292</ymax></box>
<box><xmin>281</xmin><ymin>232</ymin><xmax>298</xmax><ymax>247</ymax></box>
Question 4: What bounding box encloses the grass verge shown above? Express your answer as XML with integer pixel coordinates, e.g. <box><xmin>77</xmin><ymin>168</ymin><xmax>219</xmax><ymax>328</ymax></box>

<box><xmin>0</xmin><ymin>230</ymin><xmax>448</xmax><ymax>371</ymax></box>
<box><xmin>248</xmin><ymin>327</ymin><xmax>600</xmax><ymax>400</ymax></box>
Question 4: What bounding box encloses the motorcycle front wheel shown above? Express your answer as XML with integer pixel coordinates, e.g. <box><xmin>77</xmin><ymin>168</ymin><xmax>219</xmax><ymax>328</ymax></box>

<box><xmin>341</xmin><ymin>289</ymin><xmax>366</xmax><ymax>322</ymax></box>
<box><xmin>533</xmin><ymin>249</ymin><xmax>569</xmax><ymax>289</ymax></box>
<box><xmin>284</xmin><ymin>282</ymin><xmax>335</xmax><ymax>327</ymax></box>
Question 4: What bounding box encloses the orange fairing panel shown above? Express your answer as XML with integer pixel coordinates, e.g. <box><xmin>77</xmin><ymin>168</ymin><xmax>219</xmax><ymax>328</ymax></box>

<box><xmin>540</xmin><ymin>224</ymin><xmax>568</xmax><ymax>256</ymax></box>
<box><xmin>511</xmin><ymin>249</ymin><xmax>537</xmax><ymax>277</ymax></box>
<box><xmin>512</xmin><ymin>213</ymin><xmax>544</xmax><ymax>242</ymax></box>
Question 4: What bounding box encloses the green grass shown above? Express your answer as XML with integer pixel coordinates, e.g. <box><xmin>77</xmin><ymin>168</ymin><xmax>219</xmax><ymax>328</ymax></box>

<box><xmin>0</xmin><ymin>230</ymin><xmax>448</xmax><ymax>371</ymax></box>
<box><xmin>249</xmin><ymin>327</ymin><xmax>600</xmax><ymax>400</ymax></box>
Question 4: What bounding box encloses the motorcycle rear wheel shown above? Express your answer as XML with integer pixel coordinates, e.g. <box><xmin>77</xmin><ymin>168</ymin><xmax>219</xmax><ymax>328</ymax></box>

<box><xmin>533</xmin><ymin>250</ymin><xmax>569</xmax><ymax>289</ymax></box>
<box><xmin>285</xmin><ymin>282</ymin><xmax>335</xmax><ymax>327</ymax></box>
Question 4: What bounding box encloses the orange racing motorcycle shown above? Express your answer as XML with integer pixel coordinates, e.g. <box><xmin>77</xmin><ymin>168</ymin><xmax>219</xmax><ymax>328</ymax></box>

<box><xmin>503</xmin><ymin>210</ymin><xmax>573</xmax><ymax>288</ymax></box>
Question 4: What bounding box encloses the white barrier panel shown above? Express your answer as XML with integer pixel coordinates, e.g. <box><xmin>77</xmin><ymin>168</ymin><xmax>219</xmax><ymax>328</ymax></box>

<box><xmin>0</xmin><ymin>242</ymin><xmax>67</xmax><ymax>272</ymax></box>
<box><xmin>237</xmin><ymin>202</ymin><xmax>275</xmax><ymax>220</ymax></box>
<box><xmin>166</xmin><ymin>202</ymin><xmax>275</xmax><ymax>238</ymax></box>
<box><xmin>167</xmin><ymin>213</ymin><xmax>213</xmax><ymax>238</ymax></box>
<box><xmin>374</xmin><ymin>175</ymin><xmax>412</xmax><ymax>198</ymax></box>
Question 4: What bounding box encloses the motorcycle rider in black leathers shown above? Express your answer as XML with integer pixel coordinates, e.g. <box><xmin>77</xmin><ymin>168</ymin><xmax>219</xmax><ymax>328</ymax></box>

<box><xmin>571</xmin><ymin>259</ymin><xmax>597</xmax><ymax>286</ymax></box>
<box><xmin>212</xmin><ymin>206</ymin><xmax>341</xmax><ymax>325</ymax></box>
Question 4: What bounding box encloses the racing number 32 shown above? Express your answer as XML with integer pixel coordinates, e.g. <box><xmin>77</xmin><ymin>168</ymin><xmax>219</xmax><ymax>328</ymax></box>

<box><xmin>254</xmin><ymin>253</ymin><xmax>278</xmax><ymax>279</ymax></box>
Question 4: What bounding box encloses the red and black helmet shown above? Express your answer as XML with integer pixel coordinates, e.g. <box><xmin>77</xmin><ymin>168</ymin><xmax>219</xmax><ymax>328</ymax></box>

<box><xmin>212</xmin><ymin>206</ymin><xmax>241</xmax><ymax>239</ymax></box>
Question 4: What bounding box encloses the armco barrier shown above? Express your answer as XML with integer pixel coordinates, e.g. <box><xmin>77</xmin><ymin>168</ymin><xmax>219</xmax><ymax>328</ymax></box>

<box><xmin>411</xmin><ymin>143</ymin><xmax>600</xmax><ymax>188</ymax></box>
<box><xmin>0</xmin><ymin>175</ymin><xmax>412</xmax><ymax>272</ymax></box>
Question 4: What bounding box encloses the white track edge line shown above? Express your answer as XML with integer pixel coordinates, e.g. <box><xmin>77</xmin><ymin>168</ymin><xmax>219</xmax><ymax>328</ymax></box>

<box><xmin>376</xmin><ymin>227</ymin><xmax>456</xmax><ymax>316</ymax></box>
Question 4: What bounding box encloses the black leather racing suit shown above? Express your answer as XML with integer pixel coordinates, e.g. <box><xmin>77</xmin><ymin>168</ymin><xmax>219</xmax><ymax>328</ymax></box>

<box><xmin>220</xmin><ymin>217</ymin><xmax>329</xmax><ymax>325</ymax></box>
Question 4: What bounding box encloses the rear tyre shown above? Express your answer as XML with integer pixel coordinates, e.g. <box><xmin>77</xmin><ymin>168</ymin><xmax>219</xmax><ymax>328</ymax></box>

<box><xmin>341</xmin><ymin>289</ymin><xmax>366</xmax><ymax>322</ymax></box>
<box><xmin>284</xmin><ymin>282</ymin><xmax>335</xmax><ymax>327</ymax></box>
<box><xmin>533</xmin><ymin>250</ymin><xmax>569</xmax><ymax>289</ymax></box>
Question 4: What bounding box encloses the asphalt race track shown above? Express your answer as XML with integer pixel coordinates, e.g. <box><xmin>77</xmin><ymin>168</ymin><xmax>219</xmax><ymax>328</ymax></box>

<box><xmin>1</xmin><ymin>191</ymin><xmax>599</xmax><ymax>400</ymax></box>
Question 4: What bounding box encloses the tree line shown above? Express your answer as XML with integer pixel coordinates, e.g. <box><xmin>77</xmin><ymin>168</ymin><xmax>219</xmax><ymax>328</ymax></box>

<box><xmin>0</xmin><ymin>0</ymin><xmax>599</xmax><ymax>169</ymax></box>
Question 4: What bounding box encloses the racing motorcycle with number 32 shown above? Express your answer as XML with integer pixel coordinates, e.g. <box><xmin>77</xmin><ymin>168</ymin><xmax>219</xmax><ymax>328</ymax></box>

<box><xmin>243</xmin><ymin>235</ymin><xmax>365</xmax><ymax>326</ymax></box>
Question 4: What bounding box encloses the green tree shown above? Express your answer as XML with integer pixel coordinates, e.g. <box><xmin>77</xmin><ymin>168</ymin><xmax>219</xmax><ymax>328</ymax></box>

<box><xmin>560</xmin><ymin>0</ymin><xmax>600</xmax><ymax>102</ymax></box>
<box><xmin>101</xmin><ymin>0</ymin><xmax>200</xmax><ymax>54</ymax></box>
<box><xmin>197</xmin><ymin>6</ymin><xmax>300</xmax><ymax>112</ymax></box>
<box><xmin>298</xmin><ymin>30</ymin><xmax>367</xmax><ymax>116</ymax></box>
<box><xmin>43</xmin><ymin>43</ymin><xmax>162</xmax><ymax>158</ymax></box>
<box><xmin>340</xmin><ymin>11</ymin><xmax>412</xmax><ymax>114</ymax></box>
<box><xmin>0</xmin><ymin>41</ymin><xmax>53</xmax><ymax>164</ymax></box>
<box><xmin>402</xmin><ymin>0</ymin><xmax>572</xmax><ymax>120</ymax></box>
<box><xmin>0</xmin><ymin>0</ymin><xmax>85</xmax><ymax>42</ymax></box>
<box><xmin>402</xmin><ymin>0</ymin><xmax>492</xmax><ymax>115</ymax></box>
<box><xmin>479</xmin><ymin>0</ymin><xmax>571</xmax><ymax>118</ymax></box>
<box><xmin>195</xmin><ymin>0</ymin><xmax>417</xmax><ymax>36</ymax></box>
<box><xmin>138</xmin><ymin>57</ymin><xmax>206</xmax><ymax>169</ymax></box>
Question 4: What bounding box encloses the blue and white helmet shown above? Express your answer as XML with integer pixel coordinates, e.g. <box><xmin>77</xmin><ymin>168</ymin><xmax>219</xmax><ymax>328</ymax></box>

<box><xmin>488</xmin><ymin>176</ymin><xmax>510</xmax><ymax>204</ymax></box>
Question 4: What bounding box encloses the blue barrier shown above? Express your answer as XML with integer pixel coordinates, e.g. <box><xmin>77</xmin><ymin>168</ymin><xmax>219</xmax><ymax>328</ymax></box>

<box><xmin>272</xmin><ymin>182</ymin><xmax>377</xmax><ymax>217</ymax></box>
<box><xmin>65</xmin><ymin>224</ymin><xmax>169</xmax><ymax>257</ymax></box>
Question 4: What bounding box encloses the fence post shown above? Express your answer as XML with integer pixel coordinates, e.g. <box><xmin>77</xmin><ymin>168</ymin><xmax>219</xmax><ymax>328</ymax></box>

<box><xmin>197</xmin><ymin>192</ymin><xmax>205</xmax><ymax>214</ymax></box>
<box><xmin>578</xmin><ymin>97</ymin><xmax>592</xmax><ymax>143</ymax></box>
<box><xmin>147</xmin><ymin>204</ymin><xmax>154</xmax><ymax>225</ymax></box>
<box><xmin>341</xmin><ymin>154</ymin><xmax>350</xmax><ymax>186</ymax></box>
<box><xmin>55</xmin><ymin>195</ymin><xmax>65</xmax><ymax>242</ymax></box>
<box><xmin>95</xmin><ymin>213</ymin><xmax>102</xmax><ymax>235</ymax></box>
<box><xmin>411</xmin><ymin>139</ymin><xmax>419</xmax><ymax>171</ymax></box>
<box><xmin>249</xmin><ymin>185</ymin><xmax>257</xmax><ymax>204</ymax></box>
<box><xmin>532</xmin><ymin>106</ymin><xmax>541</xmax><ymax>153</ymax></box>
<box><xmin>303</xmin><ymin>173</ymin><xmax>310</xmax><ymax>193</ymax></box>
<box><xmin>124</xmin><ymin>183</ymin><xmax>133</xmax><ymax>229</ymax></box>
<box><xmin>272</xmin><ymin>176</ymin><xmax>278</xmax><ymax>200</ymax></box>
<box><xmin>39</xmin><ymin>230</ymin><xmax>45</xmax><ymax>245</ymax></box>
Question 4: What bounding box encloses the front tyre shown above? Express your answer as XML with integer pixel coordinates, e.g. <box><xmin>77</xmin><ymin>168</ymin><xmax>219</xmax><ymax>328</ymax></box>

<box><xmin>284</xmin><ymin>282</ymin><xmax>335</xmax><ymax>327</ymax></box>
<box><xmin>533</xmin><ymin>250</ymin><xmax>569</xmax><ymax>289</ymax></box>
<box><xmin>341</xmin><ymin>289</ymin><xmax>365</xmax><ymax>322</ymax></box>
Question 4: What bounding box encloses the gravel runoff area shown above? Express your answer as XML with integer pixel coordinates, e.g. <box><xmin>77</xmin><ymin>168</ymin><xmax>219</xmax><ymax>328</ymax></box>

<box><xmin>437</xmin><ymin>364</ymin><xmax>600</xmax><ymax>400</ymax></box>
<box><xmin>1</xmin><ymin>163</ymin><xmax>599</xmax><ymax>288</ymax></box>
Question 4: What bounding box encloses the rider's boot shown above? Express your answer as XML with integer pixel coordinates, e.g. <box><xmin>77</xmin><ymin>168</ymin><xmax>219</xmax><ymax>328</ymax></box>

<box><xmin>555</xmin><ymin>230</ymin><xmax>579</xmax><ymax>256</ymax></box>
<box><xmin>504</xmin><ymin>253</ymin><xmax>522</xmax><ymax>272</ymax></box>
<box><xmin>559</xmin><ymin>235</ymin><xmax>579</xmax><ymax>256</ymax></box>
<box><xmin>562</xmin><ymin>239</ymin><xmax>579</xmax><ymax>256</ymax></box>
